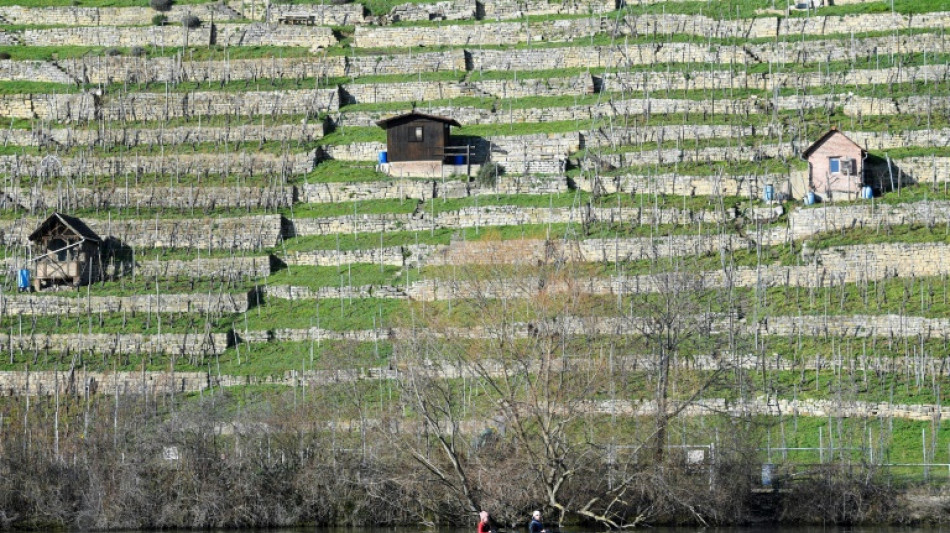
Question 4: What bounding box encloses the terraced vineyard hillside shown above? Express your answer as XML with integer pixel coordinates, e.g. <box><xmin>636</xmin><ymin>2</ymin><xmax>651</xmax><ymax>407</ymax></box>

<box><xmin>3</xmin><ymin>0</ymin><xmax>950</xmax><ymax>528</ymax></box>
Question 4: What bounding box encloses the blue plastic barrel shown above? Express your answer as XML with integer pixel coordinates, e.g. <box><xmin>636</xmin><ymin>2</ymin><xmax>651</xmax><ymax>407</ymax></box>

<box><xmin>763</xmin><ymin>184</ymin><xmax>775</xmax><ymax>202</ymax></box>
<box><xmin>17</xmin><ymin>269</ymin><xmax>29</xmax><ymax>290</ymax></box>
<box><xmin>454</xmin><ymin>155</ymin><xmax>465</xmax><ymax>165</ymax></box>
<box><xmin>861</xmin><ymin>186</ymin><xmax>873</xmax><ymax>199</ymax></box>
<box><xmin>378</xmin><ymin>151</ymin><xmax>388</xmax><ymax>164</ymax></box>
<box><xmin>805</xmin><ymin>191</ymin><xmax>816</xmax><ymax>205</ymax></box>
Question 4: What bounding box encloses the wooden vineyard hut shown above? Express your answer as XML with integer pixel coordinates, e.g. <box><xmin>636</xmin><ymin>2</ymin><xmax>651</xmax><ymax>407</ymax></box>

<box><xmin>802</xmin><ymin>127</ymin><xmax>866</xmax><ymax>201</ymax></box>
<box><xmin>28</xmin><ymin>213</ymin><xmax>103</xmax><ymax>290</ymax></box>
<box><xmin>376</xmin><ymin>112</ymin><xmax>463</xmax><ymax>177</ymax></box>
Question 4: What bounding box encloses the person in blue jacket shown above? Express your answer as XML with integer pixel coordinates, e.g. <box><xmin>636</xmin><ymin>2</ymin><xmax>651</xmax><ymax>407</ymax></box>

<box><xmin>529</xmin><ymin>511</ymin><xmax>546</xmax><ymax>533</ymax></box>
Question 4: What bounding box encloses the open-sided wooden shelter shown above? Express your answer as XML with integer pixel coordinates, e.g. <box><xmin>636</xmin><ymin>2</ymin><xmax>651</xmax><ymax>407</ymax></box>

<box><xmin>28</xmin><ymin>213</ymin><xmax>103</xmax><ymax>290</ymax></box>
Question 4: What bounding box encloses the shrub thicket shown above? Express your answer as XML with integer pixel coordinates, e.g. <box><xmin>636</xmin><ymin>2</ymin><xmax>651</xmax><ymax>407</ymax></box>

<box><xmin>181</xmin><ymin>14</ymin><xmax>201</xmax><ymax>28</ymax></box>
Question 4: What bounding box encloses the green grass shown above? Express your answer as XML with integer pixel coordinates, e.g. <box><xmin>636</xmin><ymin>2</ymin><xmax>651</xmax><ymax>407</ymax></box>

<box><xmin>304</xmin><ymin>160</ymin><xmax>388</xmax><ymax>183</ymax></box>
<box><xmin>266</xmin><ymin>264</ymin><xmax>418</xmax><ymax>289</ymax></box>
<box><xmin>218</xmin><ymin>339</ymin><xmax>393</xmax><ymax>376</ymax></box>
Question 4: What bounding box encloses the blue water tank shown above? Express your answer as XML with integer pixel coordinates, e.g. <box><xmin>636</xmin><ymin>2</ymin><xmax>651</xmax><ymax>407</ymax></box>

<box><xmin>378</xmin><ymin>151</ymin><xmax>388</xmax><ymax>164</ymax></box>
<box><xmin>763</xmin><ymin>184</ymin><xmax>775</xmax><ymax>202</ymax></box>
<box><xmin>805</xmin><ymin>191</ymin><xmax>816</xmax><ymax>205</ymax></box>
<box><xmin>17</xmin><ymin>269</ymin><xmax>29</xmax><ymax>290</ymax></box>
<box><xmin>861</xmin><ymin>186</ymin><xmax>873</xmax><ymax>199</ymax></box>
<box><xmin>454</xmin><ymin>155</ymin><xmax>465</xmax><ymax>165</ymax></box>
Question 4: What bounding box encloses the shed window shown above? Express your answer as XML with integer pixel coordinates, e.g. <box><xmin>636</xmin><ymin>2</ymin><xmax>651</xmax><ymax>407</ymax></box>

<box><xmin>48</xmin><ymin>238</ymin><xmax>69</xmax><ymax>261</ymax></box>
<box><xmin>411</xmin><ymin>126</ymin><xmax>424</xmax><ymax>142</ymax></box>
<box><xmin>829</xmin><ymin>157</ymin><xmax>840</xmax><ymax>173</ymax></box>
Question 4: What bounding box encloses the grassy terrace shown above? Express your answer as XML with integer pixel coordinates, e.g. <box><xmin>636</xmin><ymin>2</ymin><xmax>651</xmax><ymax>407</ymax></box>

<box><xmin>5</xmin><ymin>270</ymin><xmax>950</xmax><ymax>339</ymax></box>
<box><xmin>280</xmin><ymin>220</ymin><xmax>740</xmax><ymax>252</ymax></box>
<box><xmin>0</xmin><ymin>23</ymin><xmax>945</xmax><ymax>64</ymax></box>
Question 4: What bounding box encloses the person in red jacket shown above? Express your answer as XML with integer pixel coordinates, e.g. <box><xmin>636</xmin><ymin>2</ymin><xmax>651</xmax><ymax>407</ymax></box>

<box><xmin>478</xmin><ymin>511</ymin><xmax>492</xmax><ymax>533</ymax></box>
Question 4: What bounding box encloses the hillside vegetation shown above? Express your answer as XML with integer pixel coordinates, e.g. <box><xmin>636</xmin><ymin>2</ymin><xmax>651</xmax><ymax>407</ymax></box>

<box><xmin>2</xmin><ymin>0</ymin><xmax>950</xmax><ymax>529</ymax></box>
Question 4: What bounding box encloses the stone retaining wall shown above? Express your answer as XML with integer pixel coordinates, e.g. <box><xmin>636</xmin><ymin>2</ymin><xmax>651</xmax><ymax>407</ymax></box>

<box><xmin>289</xmin><ymin>205</ymin><xmax>734</xmax><ymax>236</ymax></box>
<box><xmin>300</xmin><ymin>174</ymin><xmax>564</xmax><ymax>203</ymax></box>
<box><xmin>20</xmin><ymin>23</ymin><xmax>335</xmax><ymax>49</ymax></box>
<box><xmin>0</xmin><ymin>151</ymin><xmax>315</xmax><ymax>180</ymax></box>
<box><xmin>0</xmin><ymin>291</ymin><xmax>251</xmax><ymax>316</ymax></box>
<box><xmin>602</xmin><ymin>64</ymin><xmax>950</xmax><ymax>94</ymax></box>
<box><xmin>0</xmin><ymin>4</ymin><xmax>241</xmax><ymax>27</ymax></box>
<box><xmin>0</xmin><ymin>59</ymin><xmax>75</xmax><ymax>84</ymax></box>
<box><xmin>0</xmin><ymin>215</ymin><xmax>283</xmax><ymax>250</ymax></box>
<box><xmin>355</xmin><ymin>12</ymin><xmax>950</xmax><ymax>48</ymax></box>
<box><xmin>0</xmin><ymin>123</ymin><xmax>323</xmax><ymax>148</ymax></box>
<box><xmin>2</xmin><ymin>185</ymin><xmax>294</xmax><ymax>211</ymax></box>
<box><xmin>780</xmin><ymin>201</ymin><xmax>950</xmax><ymax>242</ymax></box>
<box><xmin>267</xmin><ymin>2</ymin><xmax>364</xmax><ymax>25</ymax></box>
<box><xmin>98</xmin><ymin>88</ymin><xmax>339</xmax><ymax>122</ymax></box>
<box><xmin>572</xmin><ymin>172</ymin><xmax>796</xmax><ymax>198</ymax></box>
<box><xmin>0</xmin><ymin>370</ymin><xmax>210</xmax><ymax>397</ymax></box>
<box><xmin>56</xmin><ymin>50</ymin><xmax>463</xmax><ymax>85</ymax></box>
<box><xmin>0</xmin><ymin>332</ymin><xmax>228</xmax><ymax>358</ymax></box>
<box><xmin>468</xmin><ymin>33</ymin><xmax>946</xmax><ymax>71</ymax></box>
<box><xmin>341</xmin><ymin>74</ymin><xmax>593</xmax><ymax>104</ymax></box>
<box><xmin>130</xmin><ymin>255</ymin><xmax>271</xmax><ymax>280</ymax></box>
<box><xmin>482</xmin><ymin>0</ymin><xmax>616</xmax><ymax>19</ymax></box>
<box><xmin>587</xmin><ymin>143</ymin><xmax>798</xmax><ymax>170</ymax></box>
<box><xmin>0</xmin><ymin>89</ymin><xmax>338</xmax><ymax>121</ymax></box>
<box><xmin>61</xmin><ymin>55</ymin><xmax>346</xmax><ymax>84</ymax></box>
<box><xmin>387</xmin><ymin>0</ymin><xmax>475</xmax><ymax>22</ymax></box>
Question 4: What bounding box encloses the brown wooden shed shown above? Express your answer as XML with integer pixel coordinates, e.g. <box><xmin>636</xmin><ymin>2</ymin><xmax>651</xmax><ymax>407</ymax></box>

<box><xmin>802</xmin><ymin>127</ymin><xmax>866</xmax><ymax>199</ymax></box>
<box><xmin>28</xmin><ymin>213</ymin><xmax>103</xmax><ymax>290</ymax></box>
<box><xmin>376</xmin><ymin>112</ymin><xmax>461</xmax><ymax>163</ymax></box>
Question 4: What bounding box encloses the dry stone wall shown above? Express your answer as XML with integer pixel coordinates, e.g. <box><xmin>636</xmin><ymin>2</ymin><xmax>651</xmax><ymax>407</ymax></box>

<box><xmin>587</xmin><ymin>144</ymin><xmax>798</xmax><ymax>170</ymax></box>
<box><xmin>346</xmin><ymin>50</ymin><xmax>465</xmax><ymax>76</ymax></box>
<box><xmin>61</xmin><ymin>55</ymin><xmax>346</xmax><ymax>84</ymax></box>
<box><xmin>0</xmin><ymin>123</ymin><xmax>323</xmax><ymax>148</ymax></box>
<box><xmin>2</xmin><ymin>185</ymin><xmax>294</xmax><ymax>211</ymax></box>
<box><xmin>267</xmin><ymin>2</ymin><xmax>364</xmax><ymax>25</ymax></box>
<box><xmin>0</xmin><ymin>89</ymin><xmax>338</xmax><ymax>121</ymax></box>
<box><xmin>128</xmin><ymin>255</ymin><xmax>271</xmax><ymax>280</ymax></box>
<box><xmin>0</xmin><ymin>332</ymin><xmax>228</xmax><ymax>358</ymax></box>
<box><xmin>355</xmin><ymin>12</ymin><xmax>950</xmax><ymax>48</ymax></box>
<box><xmin>0</xmin><ymin>214</ymin><xmax>283</xmax><ymax>250</ymax></box>
<box><xmin>289</xmin><ymin>205</ymin><xmax>734</xmax><ymax>236</ymax></box>
<box><xmin>781</xmin><ymin>201</ymin><xmax>950</xmax><ymax>242</ymax></box>
<box><xmin>98</xmin><ymin>88</ymin><xmax>339</xmax><ymax>121</ymax></box>
<box><xmin>482</xmin><ymin>0</ymin><xmax>615</xmax><ymax>19</ymax></box>
<box><xmin>572</xmin><ymin>172</ymin><xmax>799</xmax><ymax>199</ymax></box>
<box><xmin>0</xmin><ymin>370</ymin><xmax>211</xmax><ymax>397</ymax></box>
<box><xmin>0</xmin><ymin>291</ymin><xmax>251</xmax><ymax>316</ymax></box>
<box><xmin>341</xmin><ymin>74</ymin><xmax>593</xmax><ymax>104</ymax></box>
<box><xmin>468</xmin><ymin>33</ymin><xmax>946</xmax><ymax>71</ymax></box>
<box><xmin>0</xmin><ymin>151</ymin><xmax>315</xmax><ymax>180</ymax></box>
<box><xmin>602</xmin><ymin>64</ymin><xmax>950</xmax><ymax>94</ymax></box>
<box><xmin>0</xmin><ymin>4</ymin><xmax>240</xmax><ymax>26</ymax></box>
<box><xmin>19</xmin><ymin>23</ymin><xmax>335</xmax><ymax>49</ymax></box>
<box><xmin>0</xmin><ymin>59</ymin><xmax>75</xmax><ymax>84</ymax></box>
<box><xmin>300</xmin><ymin>174</ymin><xmax>564</xmax><ymax>203</ymax></box>
<box><xmin>892</xmin><ymin>157</ymin><xmax>950</xmax><ymax>184</ymax></box>
<box><xmin>387</xmin><ymin>0</ymin><xmax>475</xmax><ymax>22</ymax></box>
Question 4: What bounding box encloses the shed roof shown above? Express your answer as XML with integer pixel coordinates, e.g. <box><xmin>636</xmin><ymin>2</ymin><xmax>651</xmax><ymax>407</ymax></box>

<box><xmin>802</xmin><ymin>127</ymin><xmax>865</xmax><ymax>158</ymax></box>
<box><xmin>375</xmin><ymin>112</ymin><xmax>462</xmax><ymax>129</ymax></box>
<box><xmin>29</xmin><ymin>213</ymin><xmax>101</xmax><ymax>243</ymax></box>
